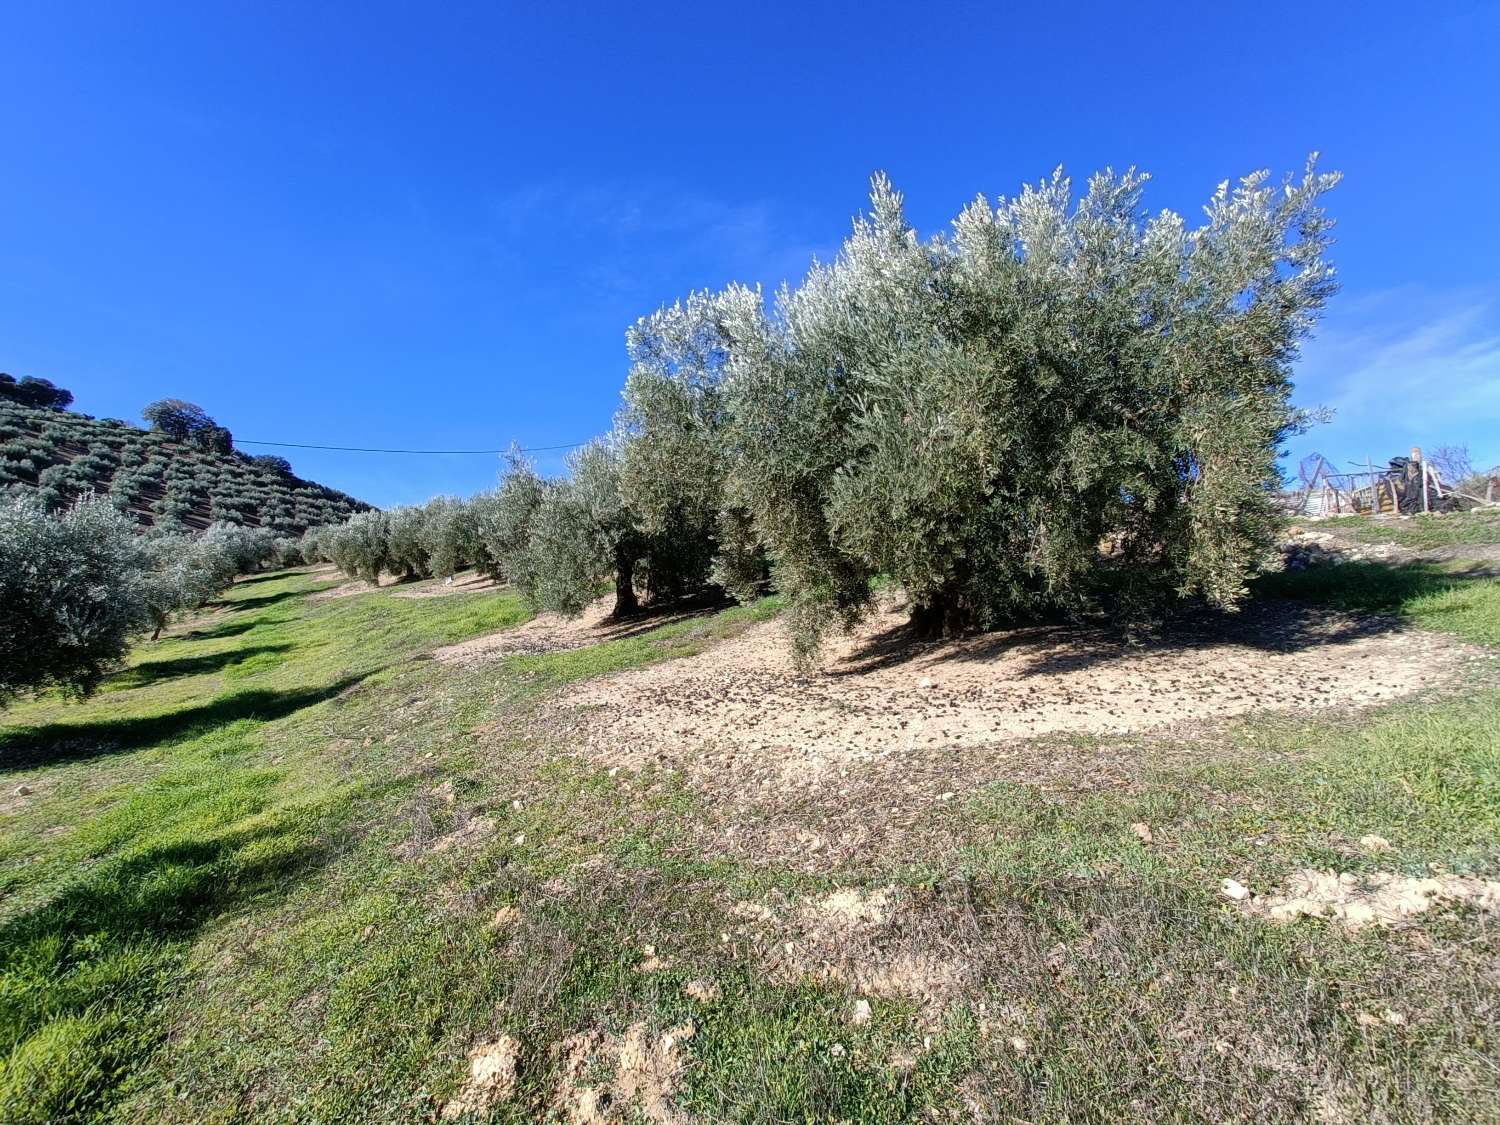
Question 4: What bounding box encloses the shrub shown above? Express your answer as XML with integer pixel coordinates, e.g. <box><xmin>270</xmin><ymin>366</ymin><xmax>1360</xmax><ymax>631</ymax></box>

<box><xmin>0</xmin><ymin>494</ymin><xmax>148</xmax><ymax>702</ymax></box>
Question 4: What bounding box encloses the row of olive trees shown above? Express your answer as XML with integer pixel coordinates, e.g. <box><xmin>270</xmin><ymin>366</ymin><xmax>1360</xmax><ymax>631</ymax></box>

<box><xmin>617</xmin><ymin>160</ymin><xmax>1341</xmax><ymax>659</ymax></box>
<box><xmin>312</xmin><ymin>159</ymin><xmax>1341</xmax><ymax>660</ymax></box>
<box><xmin>0</xmin><ymin>494</ymin><xmax>296</xmax><ymax>704</ymax></box>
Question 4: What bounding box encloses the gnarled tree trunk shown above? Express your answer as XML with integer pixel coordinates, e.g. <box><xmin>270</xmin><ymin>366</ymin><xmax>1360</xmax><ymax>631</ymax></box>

<box><xmin>611</xmin><ymin>545</ymin><xmax>639</xmax><ymax>618</ymax></box>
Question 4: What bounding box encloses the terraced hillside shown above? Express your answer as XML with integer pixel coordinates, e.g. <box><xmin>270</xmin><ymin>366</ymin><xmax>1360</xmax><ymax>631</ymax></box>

<box><xmin>0</xmin><ymin>401</ymin><xmax>369</xmax><ymax>534</ymax></box>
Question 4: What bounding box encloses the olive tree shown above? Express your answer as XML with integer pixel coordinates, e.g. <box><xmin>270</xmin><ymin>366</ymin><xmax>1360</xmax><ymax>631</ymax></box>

<box><xmin>528</xmin><ymin>439</ymin><xmax>643</xmax><ymax>617</ymax></box>
<box><xmin>324</xmin><ymin>510</ymin><xmax>390</xmax><ymax>585</ymax></box>
<box><xmin>384</xmin><ymin>505</ymin><xmax>432</xmax><ymax>580</ymax></box>
<box><xmin>137</xmin><ymin>529</ymin><xmax>243</xmax><ymax>639</ymax></box>
<box><xmin>418</xmin><ymin>496</ymin><xmax>481</xmax><ymax>579</ymax></box>
<box><xmin>620</xmin><ymin>291</ymin><xmax>765</xmax><ymax>600</ymax></box>
<box><xmin>472</xmin><ymin>451</ymin><xmax>548</xmax><ymax>592</ymax></box>
<box><xmin>0</xmin><ymin>493</ymin><xmax>149</xmax><ymax>702</ymax></box>
<box><xmin>719</xmin><ymin>161</ymin><xmax>1340</xmax><ymax>659</ymax></box>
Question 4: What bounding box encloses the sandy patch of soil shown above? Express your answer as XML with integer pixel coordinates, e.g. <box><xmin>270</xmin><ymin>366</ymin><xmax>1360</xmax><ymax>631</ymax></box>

<box><xmin>309</xmin><ymin>567</ymin><xmax>502</xmax><ymax>602</ymax></box>
<box><xmin>309</xmin><ymin>571</ymin><xmax>407</xmax><ymax>601</ymax></box>
<box><xmin>567</xmin><ymin>600</ymin><xmax>1468</xmax><ymax>788</ymax></box>
<box><xmin>441</xmin><ymin>1036</ymin><xmax>519</xmax><ymax>1119</ymax></box>
<box><xmin>1242</xmin><ymin>869</ymin><xmax>1500</xmax><ymax>930</ymax></box>
<box><xmin>546</xmin><ymin>598</ymin><xmax>1477</xmax><ymax>872</ymax></box>
<box><xmin>552</xmin><ymin>1020</ymin><xmax>695</xmax><ymax>1124</ymax></box>
<box><xmin>432</xmin><ymin>597</ymin><xmax>707</xmax><ymax>666</ymax></box>
<box><xmin>732</xmin><ymin>886</ymin><xmax>969</xmax><ymax>1010</ymax></box>
<box><xmin>391</xmin><ymin>571</ymin><xmax>502</xmax><ymax>599</ymax></box>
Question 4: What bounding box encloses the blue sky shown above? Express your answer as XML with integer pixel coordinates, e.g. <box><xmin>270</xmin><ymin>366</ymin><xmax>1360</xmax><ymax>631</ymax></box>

<box><xmin>2</xmin><ymin>1</ymin><xmax>1497</xmax><ymax>506</ymax></box>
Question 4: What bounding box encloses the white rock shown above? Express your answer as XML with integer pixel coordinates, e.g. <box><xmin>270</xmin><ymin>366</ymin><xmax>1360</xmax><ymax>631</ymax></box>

<box><xmin>1220</xmin><ymin>877</ymin><xmax>1251</xmax><ymax>901</ymax></box>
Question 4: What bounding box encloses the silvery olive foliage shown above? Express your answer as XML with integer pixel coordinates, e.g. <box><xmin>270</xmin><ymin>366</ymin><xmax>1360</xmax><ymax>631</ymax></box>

<box><xmin>619</xmin><ymin>291</ymin><xmax>765</xmax><ymax>600</ymax></box>
<box><xmin>384</xmin><ymin>505</ymin><xmax>432</xmax><ymax>580</ymax></box>
<box><xmin>137</xmin><ymin>527</ymin><xmax>250</xmax><ymax>639</ymax></box>
<box><xmin>703</xmin><ymin>160</ymin><xmax>1339</xmax><ymax>659</ymax></box>
<box><xmin>0</xmin><ymin>493</ymin><xmax>150</xmax><ymax>701</ymax></box>
<box><xmin>472</xmin><ymin>451</ymin><xmax>549</xmax><ymax>595</ymax></box>
<box><xmin>323</xmin><ymin>509</ymin><xmax>391</xmax><ymax>585</ymax></box>
<box><xmin>418</xmin><ymin>496</ymin><xmax>481</xmax><ymax>579</ymax></box>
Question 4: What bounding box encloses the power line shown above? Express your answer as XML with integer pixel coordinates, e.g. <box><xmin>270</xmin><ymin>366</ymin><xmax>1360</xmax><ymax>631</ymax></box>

<box><xmin>235</xmin><ymin>438</ymin><xmax>588</xmax><ymax>455</ymax></box>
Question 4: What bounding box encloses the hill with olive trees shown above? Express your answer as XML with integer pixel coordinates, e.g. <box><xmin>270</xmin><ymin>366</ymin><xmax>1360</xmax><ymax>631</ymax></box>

<box><xmin>0</xmin><ymin>381</ymin><xmax>371</xmax><ymax>534</ymax></box>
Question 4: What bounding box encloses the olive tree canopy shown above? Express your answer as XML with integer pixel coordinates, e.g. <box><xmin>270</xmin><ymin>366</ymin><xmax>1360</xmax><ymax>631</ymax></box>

<box><xmin>714</xmin><ymin>160</ymin><xmax>1340</xmax><ymax>659</ymax></box>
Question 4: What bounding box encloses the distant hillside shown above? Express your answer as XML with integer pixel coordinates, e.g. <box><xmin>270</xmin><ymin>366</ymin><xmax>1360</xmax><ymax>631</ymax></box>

<box><xmin>0</xmin><ymin>399</ymin><xmax>371</xmax><ymax>534</ymax></box>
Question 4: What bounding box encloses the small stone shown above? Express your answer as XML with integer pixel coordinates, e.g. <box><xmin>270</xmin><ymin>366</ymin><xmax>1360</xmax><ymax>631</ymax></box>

<box><xmin>850</xmin><ymin>999</ymin><xmax>872</xmax><ymax>1024</ymax></box>
<box><xmin>1220</xmin><ymin>877</ymin><xmax>1251</xmax><ymax>901</ymax></box>
<box><xmin>829</xmin><ymin>1042</ymin><xmax>846</xmax><ymax>1058</ymax></box>
<box><xmin>14</xmin><ymin>784</ymin><xmax>32</xmax><ymax>797</ymax></box>
<box><xmin>1359</xmin><ymin>834</ymin><xmax>1393</xmax><ymax>853</ymax></box>
<box><xmin>512</xmin><ymin>833</ymin><xmax>525</xmax><ymax>846</ymax></box>
<box><xmin>1131</xmin><ymin>822</ymin><xmax>1153</xmax><ymax>844</ymax></box>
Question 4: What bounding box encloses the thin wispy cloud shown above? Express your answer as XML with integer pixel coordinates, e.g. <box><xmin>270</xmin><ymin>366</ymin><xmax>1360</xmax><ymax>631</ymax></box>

<box><xmin>485</xmin><ymin>178</ymin><xmax>826</xmax><ymax>324</ymax></box>
<box><xmin>1291</xmin><ymin>289</ymin><xmax>1500</xmax><ymax>473</ymax></box>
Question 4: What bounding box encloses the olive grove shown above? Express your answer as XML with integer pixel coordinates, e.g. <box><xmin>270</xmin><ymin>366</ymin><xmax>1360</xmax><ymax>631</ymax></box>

<box><xmin>307</xmin><ymin>158</ymin><xmax>1340</xmax><ymax>659</ymax></box>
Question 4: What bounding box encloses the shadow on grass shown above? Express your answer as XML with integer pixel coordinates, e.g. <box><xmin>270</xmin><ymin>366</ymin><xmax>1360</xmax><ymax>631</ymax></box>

<box><xmin>0</xmin><ymin>817</ymin><xmax>340</xmax><ymax>1120</ymax></box>
<box><xmin>0</xmin><ymin>674</ymin><xmax>371</xmax><ymax>772</ymax></box>
<box><xmin>838</xmin><ymin>562</ymin><xmax>1488</xmax><ymax>679</ymax></box>
<box><xmin>226</xmin><ymin>587</ymin><xmax>310</xmax><ymax>612</ymax></box>
<box><xmin>230</xmin><ymin>570</ymin><xmax>294</xmax><ymax>588</ymax></box>
<box><xmin>1252</xmin><ymin>559</ymin><xmax>1491</xmax><ymax>612</ymax></box>
<box><xmin>180</xmin><ymin>619</ymin><xmax>259</xmax><ymax>642</ymax></box>
<box><xmin>105</xmin><ymin>644</ymin><xmax>295</xmax><ymax>690</ymax></box>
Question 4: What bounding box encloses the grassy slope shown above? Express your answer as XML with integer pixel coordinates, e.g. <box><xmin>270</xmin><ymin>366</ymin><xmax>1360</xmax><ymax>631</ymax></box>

<box><xmin>1297</xmin><ymin>507</ymin><xmax>1500</xmax><ymax>550</ymax></box>
<box><xmin>0</xmin><ymin>561</ymin><xmax>1497</xmax><ymax>1122</ymax></box>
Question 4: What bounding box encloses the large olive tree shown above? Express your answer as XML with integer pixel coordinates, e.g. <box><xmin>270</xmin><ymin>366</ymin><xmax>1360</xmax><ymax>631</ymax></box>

<box><xmin>717</xmin><ymin>160</ymin><xmax>1340</xmax><ymax>659</ymax></box>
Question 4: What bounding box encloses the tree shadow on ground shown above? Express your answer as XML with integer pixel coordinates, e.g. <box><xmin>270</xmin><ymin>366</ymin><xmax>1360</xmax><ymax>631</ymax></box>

<box><xmin>0</xmin><ymin>673</ymin><xmax>372</xmax><ymax>772</ymax></box>
<box><xmin>596</xmin><ymin>602</ymin><xmax>725</xmax><ymax>642</ymax></box>
<box><xmin>0</xmin><ymin>822</ymin><xmax>326</xmax><ymax>950</ymax></box>
<box><xmin>225</xmin><ymin>587</ymin><xmax>309</xmax><ymax>612</ymax></box>
<box><xmin>836</xmin><ymin>562</ymin><xmax>1483</xmax><ymax>679</ymax></box>
<box><xmin>231</xmin><ymin>571</ymin><xmax>293</xmax><ymax>588</ymax></box>
<box><xmin>0</xmin><ymin>816</ymin><xmax>345</xmax><ymax>1121</ymax></box>
<box><xmin>179</xmin><ymin>619</ymin><xmax>259</xmax><ymax>642</ymax></box>
<box><xmin>105</xmin><ymin>644</ymin><xmax>295</xmax><ymax>690</ymax></box>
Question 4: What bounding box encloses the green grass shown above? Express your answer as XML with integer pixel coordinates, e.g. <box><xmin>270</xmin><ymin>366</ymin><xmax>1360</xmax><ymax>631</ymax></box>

<box><xmin>1254</xmin><ymin>557</ymin><xmax>1500</xmax><ymax>645</ymax></box>
<box><xmin>1300</xmin><ymin>507</ymin><xmax>1500</xmax><ymax>549</ymax></box>
<box><xmin>1</xmin><ymin>557</ymin><xmax>1498</xmax><ymax>1121</ymax></box>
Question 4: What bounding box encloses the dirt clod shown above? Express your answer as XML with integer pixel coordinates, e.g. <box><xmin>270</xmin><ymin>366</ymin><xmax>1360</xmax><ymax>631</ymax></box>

<box><xmin>1245</xmin><ymin>870</ymin><xmax>1500</xmax><ymax>930</ymax></box>
<box><xmin>441</xmin><ymin>1035</ymin><xmax>519</xmax><ymax>1119</ymax></box>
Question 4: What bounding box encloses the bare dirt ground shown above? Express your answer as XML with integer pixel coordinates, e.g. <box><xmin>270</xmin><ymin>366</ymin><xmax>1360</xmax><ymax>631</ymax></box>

<box><xmin>432</xmin><ymin>597</ymin><xmax>707</xmax><ymax>664</ymax></box>
<box><xmin>392</xmin><ymin>571</ymin><xmax>502</xmax><ymax>599</ymax></box>
<box><xmin>531</xmin><ymin>599</ymin><xmax>1477</xmax><ymax>870</ymax></box>
<box><xmin>567</xmin><ymin>600</ymin><xmax>1466</xmax><ymax>784</ymax></box>
<box><xmin>310</xmin><ymin>568</ymin><xmax>501</xmax><ymax>602</ymax></box>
